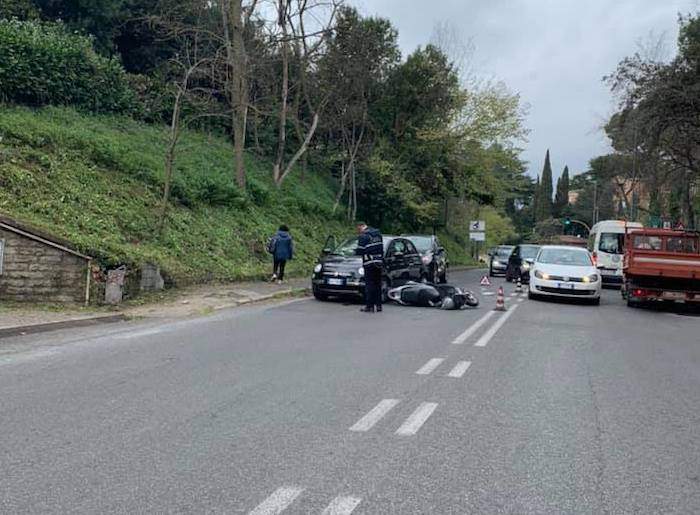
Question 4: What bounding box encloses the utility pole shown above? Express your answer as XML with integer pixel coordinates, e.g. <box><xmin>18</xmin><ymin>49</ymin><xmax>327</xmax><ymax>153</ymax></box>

<box><xmin>592</xmin><ymin>178</ymin><xmax>599</xmax><ymax>225</ymax></box>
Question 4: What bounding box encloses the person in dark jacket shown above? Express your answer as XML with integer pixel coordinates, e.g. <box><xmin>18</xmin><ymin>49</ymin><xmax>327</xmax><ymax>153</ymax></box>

<box><xmin>355</xmin><ymin>223</ymin><xmax>384</xmax><ymax>313</ymax></box>
<box><xmin>270</xmin><ymin>225</ymin><xmax>294</xmax><ymax>284</ymax></box>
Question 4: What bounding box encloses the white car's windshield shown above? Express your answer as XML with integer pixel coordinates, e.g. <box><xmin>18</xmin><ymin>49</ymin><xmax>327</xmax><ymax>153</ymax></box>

<box><xmin>538</xmin><ymin>248</ymin><xmax>592</xmax><ymax>266</ymax></box>
<box><xmin>599</xmin><ymin>233</ymin><xmax>624</xmax><ymax>254</ymax></box>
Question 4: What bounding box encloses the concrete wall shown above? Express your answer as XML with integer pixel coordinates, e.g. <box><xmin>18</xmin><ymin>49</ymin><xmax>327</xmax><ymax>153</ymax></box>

<box><xmin>0</xmin><ymin>227</ymin><xmax>87</xmax><ymax>303</ymax></box>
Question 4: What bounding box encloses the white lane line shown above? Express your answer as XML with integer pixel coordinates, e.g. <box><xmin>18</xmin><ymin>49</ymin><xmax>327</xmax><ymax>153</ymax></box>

<box><xmin>349</xmin><ymin>399</ymin><xmax>400</xmax><ymax>432</ymax></box>
<box><xmin>447</xmin><ymin>361</ymin><xmax>472</xmax><ymax>378</ymax></box>
<box><xmin>249</xmin><ymin>486</ymin><xmax>304</xmax><ymax>515</ymax></box>
<box><xmin>415</xmin><ymin>358</ymin><xmax>445</xmax><ymax>375</ymax></box>
<box><xmin>517</xmin><ymin>298</ymin><xmax>525</xmax><ymax>303</ymax></box>
<box><xmin>510</xmin><ymin>292</ymin><xmax>518</xmax><ymax>297</ymax></box>
<box><xmin>395</xmin><ymin>402</ymin><xmax>438</xmax><ymax>436</ymax></box>
<box><xmin>321</xmin><ymin>496</ymin><xmax>362</xmax><ymax>515</ymax></box>
<box><xmin>452</xmin><ymin>311</ymin><xmax>496</xmax><ymax>344</ymax></box>
<box><xmin>474</xmin><ymin>305</ymin><xmax>520</xmax><ymax>347</ymax></box>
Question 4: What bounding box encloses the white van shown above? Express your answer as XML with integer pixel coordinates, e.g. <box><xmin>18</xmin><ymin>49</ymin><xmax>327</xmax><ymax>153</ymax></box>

<box><xmin>588</xmin><ymin>220</ymin><xmax>643</xmax><ymax>285</ymax></box>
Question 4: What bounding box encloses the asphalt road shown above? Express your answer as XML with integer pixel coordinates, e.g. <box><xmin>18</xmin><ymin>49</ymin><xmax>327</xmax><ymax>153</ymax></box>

<box><xmin>2</xmin><ymin>269</ymin><xmax>700</xmax><ymax>514</ymax></box>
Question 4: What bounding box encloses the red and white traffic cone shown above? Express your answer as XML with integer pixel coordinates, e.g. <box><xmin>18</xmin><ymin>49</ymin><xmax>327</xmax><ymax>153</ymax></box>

<box><xmin>515</xmin><ymin>277</ymin><xmax>523</xmax><ymax>294</ymax></box>
<box><xmin>494</xmin><ymin>286</ymin><xmax>507</xmax><ymax>311</ymax></box>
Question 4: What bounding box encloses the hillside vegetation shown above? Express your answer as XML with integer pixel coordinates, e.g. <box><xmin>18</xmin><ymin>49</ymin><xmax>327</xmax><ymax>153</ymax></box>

<box><xmin>0</xmin><ymin>105</ymin><xmax>352</xmax><ymax>282</ymax></box>
<box><xmin>0</xmin><ymin>105</ymin><xmax>475</xmax><ymax>283</ymax></box>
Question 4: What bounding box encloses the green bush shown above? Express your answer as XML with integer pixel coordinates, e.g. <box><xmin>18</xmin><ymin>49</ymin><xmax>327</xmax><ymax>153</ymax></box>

<box><xmin>0</xmin><ymin>19</ymin><xmax>136</xmax><ymax>113</ymax></box>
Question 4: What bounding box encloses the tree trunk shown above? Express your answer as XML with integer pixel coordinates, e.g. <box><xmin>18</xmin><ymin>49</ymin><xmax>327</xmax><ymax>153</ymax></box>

<box><xmin>276</xmin><ymin>112</ymin><xmax>319</xmax><ymax>186</ymax></box>
<box><xmin>221</xmin><ymin>0</ymin><xmax>248</xmax><ymax>189</ymax></box>
<box><xmin>273</xmin><ymin>0</ymin><xmax>290</xmax><ymax>185</ymax></box>
<box><xmin>333</xmin><ymin>162</ymin><xmax>348</xmax><ymax>214</ymax></box>
<box><xmin>158</xmin><ymin>86</ymin><xmax>184</xmax><ymax>236</ymax></box>
<box><xmin>683</xmin><ymin>171</ymin><xmax>696</xmax><ymax>228</ymax></box>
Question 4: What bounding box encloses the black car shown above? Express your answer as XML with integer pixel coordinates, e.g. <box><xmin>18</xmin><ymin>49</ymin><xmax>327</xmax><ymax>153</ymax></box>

<box><xmin>312</xmin><ymin>236</ymin><xmax>423</xmax><ymax>301</ymax></box>
<box><xmin>488</xmin><ymin>245</ymin><xmax>515</xmax><ymax>276</ymax></box>
<box><xmin>402</xmin><ymin>235</ymin><xmax>449</xmax><ymax>283</ymax></box>
<box><xmin>505</xmin><ymin>244</ymin><xmax>541</xmax><ymax>283</ymax></box>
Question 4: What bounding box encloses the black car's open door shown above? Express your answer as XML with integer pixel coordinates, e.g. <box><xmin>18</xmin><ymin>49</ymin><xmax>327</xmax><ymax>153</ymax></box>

<box><xmin>321</xmin><ymin>235</ymin><xmax>336</xmax><ymax>257</ymax></box>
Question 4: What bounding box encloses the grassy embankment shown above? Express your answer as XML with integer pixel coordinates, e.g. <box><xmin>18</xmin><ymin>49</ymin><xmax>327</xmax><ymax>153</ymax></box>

<box><xmin>0</xmin><ymin>105</ymin><xmax>474</xmax><ymax>286</ymax></box>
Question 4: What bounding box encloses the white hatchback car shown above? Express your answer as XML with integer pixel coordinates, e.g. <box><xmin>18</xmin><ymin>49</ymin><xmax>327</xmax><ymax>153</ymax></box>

<box><xmin>528</xmin><ymin>245</ymin><xmax>602</xmax><ymax>305</ymax></box>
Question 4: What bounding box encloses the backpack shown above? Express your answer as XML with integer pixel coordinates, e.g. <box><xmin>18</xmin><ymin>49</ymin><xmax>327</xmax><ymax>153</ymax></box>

<box><xmin>266</xmin><ymin>236</ymin><xmax>277</xmax><ymax>254</ymax></box>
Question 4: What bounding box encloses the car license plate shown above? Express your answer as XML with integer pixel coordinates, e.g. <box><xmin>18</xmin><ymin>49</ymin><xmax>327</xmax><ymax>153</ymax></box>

<box><xmin>327</xmin><ymin>278</ymin><xmax>344</xmax><ymax>286</ymax></box>
<box><xmin>662</xmin><ymin>291</ymin><xmax>685</xmax><ymax>301</ymax></box>
<box><xmin>558</xmin><ymin>283</ymin><xmax>575</xmax><ymax>290</ymax></box>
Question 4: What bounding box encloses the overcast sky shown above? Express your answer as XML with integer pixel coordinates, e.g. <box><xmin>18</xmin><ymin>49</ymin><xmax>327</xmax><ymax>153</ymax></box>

<box><xmin>354</xmin><ymin>0</ymin><xmax>698</xmax><ymax>179</ymax></box>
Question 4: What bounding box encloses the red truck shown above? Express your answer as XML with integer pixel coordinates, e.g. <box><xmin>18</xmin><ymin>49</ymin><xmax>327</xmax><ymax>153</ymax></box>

<box><xmin>622</xmin><ymin>228</ymin><xmax>700</xmax><ymax>307</ymax></box>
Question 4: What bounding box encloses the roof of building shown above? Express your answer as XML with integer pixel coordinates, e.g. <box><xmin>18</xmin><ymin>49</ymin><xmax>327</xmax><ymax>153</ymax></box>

<box><xmin>0</xmin><ymin>214</ymin><xmax>91</xmax><ymax>261</ymax></box>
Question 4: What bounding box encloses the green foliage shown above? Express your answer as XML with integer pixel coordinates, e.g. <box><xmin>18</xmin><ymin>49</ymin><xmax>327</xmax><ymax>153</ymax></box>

<box><xmin>30</xmin><ymin>0</ymin><xmax>130</xmax><ymax>55</ymax></box>
<box><xmin>2</xmin><ymin>0</ymin><xmax>40</xmax><ymax>18</ymax></box>
<box><xmin>0</xmin><ymin>105</ymin><xmax>346</xmax><ymax>280</ymax></box>
<box><xmin>535</xmin><ymin>149</ymin><xmax>554</xmax><ymax>221</ymax></box>
<box><xmin>554</xmin><ymin>165</ymin><xmax>570</xmax><ymax>217</ymax></box>
<box><xmin>0</xmin><ymin>105</ymin><xmax>474</xmax><ymax>280</ymax></box>
<box><xmin>0</xmin><ymin>19</ymin><xmax>136</xmax><ymax>113</ymax></box>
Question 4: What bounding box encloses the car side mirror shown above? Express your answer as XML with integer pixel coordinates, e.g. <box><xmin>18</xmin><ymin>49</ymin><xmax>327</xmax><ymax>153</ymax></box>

<box><xmin>525</xmin><ymin>258</ymin><xmax>534</xmax><ymax>264</ymax></box>
<box><xmin>321</xmin><ymin>247</ymin><xmax>332</xmax><ymax>255</ymax></box>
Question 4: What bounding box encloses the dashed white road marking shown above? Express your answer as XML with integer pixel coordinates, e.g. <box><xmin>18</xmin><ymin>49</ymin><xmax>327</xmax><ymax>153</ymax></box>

<box><xmin>517</xmin><ymin>298</ymin><xmax>525</xmax><ymax>303</ymax></box>
<box><xmin>415</xmin><ymin>358</ymin><xmax>444</xmax><ymax>375</ymax></box>
<box><xmin>349</xmin><ymin>399</ymin><xmax>400</xmax><ymax>432</ymax></box>
<box><xmin>395</xmin><ymin>402</ymin><xmax>438</xmax><ymax>436</ymax></box>
<box><xmin>474</xmin><ymin>305</ymin><xmax>520</xmax><ymax>347</ymax></box>
<box><xmin>452</xmin><ymin>311</ymin><xmax>496</xmax><ymax>344</ymax></box>
<box><xmin>249</xmin><ymin>486</ymin><xmax>304</xmax><ymax>515</ymax></box>
<box><xmin>321</xmin><ymin>496</ymin><xmax>363</xmax><ymax>515</ymax></box>
<box><xmin>510</xmin><ymin>292</ymin><xmax>518</xmax><ymax>297</ymax></box>
<box><xmin>447</xmin><ymin>361</ymin><xmax>472</xmax><ymax>378</ymax></box>
<box><xmin>482</xmin><ymin>291</ymin><xmax>495</xmax><ymax>296</ymax></box>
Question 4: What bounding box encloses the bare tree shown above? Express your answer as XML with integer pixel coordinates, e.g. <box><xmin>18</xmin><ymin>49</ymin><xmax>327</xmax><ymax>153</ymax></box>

<box><xmin>220</xmin><ymin>0</ymin><xmax>259</xmax><ymax>188</ymax></box>
<box><xmin>147</xmin><ymin>1</ymin><xmax>228</xmax><ymax>234</ymax></box>
<box><xmin>271</xmin><ymin>0</ymin><xmax>339</xmax><ymax>187</ymax></box>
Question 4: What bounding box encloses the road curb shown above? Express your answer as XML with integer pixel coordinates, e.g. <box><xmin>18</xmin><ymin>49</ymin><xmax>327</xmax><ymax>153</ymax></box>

<box><xmin>0</xmin><ymin>314</ymin><xmax>128</xmax><ymax>339</ymax></box>
<box><xmin>211</xmin><ymin>287</ymin><xmax>310</xmax><ymax>311</ymax></box>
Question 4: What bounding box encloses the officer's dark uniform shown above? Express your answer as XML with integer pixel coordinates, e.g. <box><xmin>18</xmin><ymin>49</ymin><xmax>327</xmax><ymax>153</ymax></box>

<box><xmin>356</xmin><ymin>227</ymin><xmax>384</xmax><ymax>312</ymax></box>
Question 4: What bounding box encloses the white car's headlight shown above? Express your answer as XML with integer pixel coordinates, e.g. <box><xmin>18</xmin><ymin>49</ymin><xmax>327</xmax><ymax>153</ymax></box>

<box><xmin>358</xmin><ymin>267</ymin><xmax>365</xmax><ymax>277</ymax></box>
<box><xmin>314</xmin><ymin>264</ymin><xmax>323</xmax><ymax>273</ymax></box>
<box><xmin>583</xmin><ymin>274</ymin><xmax>599</xmax><ymax>283</ymax></box>
<box><xmin>492</xmin><ymin>260</ymin><xmax>500</xmax><ymax>266</ymax></box>
<box><xmin>534</xmin><ymin>270</ymin><xmax>550</xmax><ymax>280</ymax></box>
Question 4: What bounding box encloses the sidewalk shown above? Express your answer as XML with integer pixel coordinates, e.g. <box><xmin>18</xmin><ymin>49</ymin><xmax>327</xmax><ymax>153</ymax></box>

<box><xmin>0</xmin><ymin>277</ymin><xmax>309</xmax><ymax>337</ymax></box>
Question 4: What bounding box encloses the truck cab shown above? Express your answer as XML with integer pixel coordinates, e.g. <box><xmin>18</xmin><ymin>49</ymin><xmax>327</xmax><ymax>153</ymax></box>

<box><xmin>589</xmin><ymin>220</ymin><xmax>643</xmax><ymax>286</ymax></box>
<box><xmin>623</xmin><ymin>229</ymin><xmax>700</xmax><ymax>306</ymax></box>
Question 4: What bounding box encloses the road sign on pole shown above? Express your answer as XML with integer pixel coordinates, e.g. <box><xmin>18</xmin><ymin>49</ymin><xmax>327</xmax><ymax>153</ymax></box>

<box><xmin>470</xmin><ymin>220</ymin><xmax>486</xmax><ymax>231</ymax></box>
<box><xmin>469</xmin><ymin>232</ymin><xmax>486</xmax><ymax>241</ymax></box>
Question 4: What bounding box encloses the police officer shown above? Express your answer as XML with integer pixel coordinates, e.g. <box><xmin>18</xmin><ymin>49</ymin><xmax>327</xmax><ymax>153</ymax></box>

<box><xmin>356</xmin><ymin>222</ymin><xmax>384</xmax><ymax>313</ymax></box>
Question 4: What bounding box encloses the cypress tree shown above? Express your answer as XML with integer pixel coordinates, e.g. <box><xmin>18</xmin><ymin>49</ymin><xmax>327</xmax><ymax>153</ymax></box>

<box><xmin>532</xmin><ymin>175</ymin><xmax>540</xmax><ymax>224</ymax></box>
<box><xmin>536</xmin><ymin>150</ymin><xmax>554</xmax><ymax>221</ymax></box>
<box><xmin>554</xmin><ymin>165</ymin><xmax>570</xmax><ymax>216</ymax></box>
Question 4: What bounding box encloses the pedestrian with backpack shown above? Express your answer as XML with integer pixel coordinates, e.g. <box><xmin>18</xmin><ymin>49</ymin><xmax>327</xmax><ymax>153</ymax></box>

<box><xmin>268</xmin><ymin>225</ymin><xmax>293</xmax><ymax>284</ymax></box>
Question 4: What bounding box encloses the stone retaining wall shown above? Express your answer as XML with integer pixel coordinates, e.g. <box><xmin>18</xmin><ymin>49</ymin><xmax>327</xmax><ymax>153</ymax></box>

<box><xmin>0</xmin><ymin>227</ymin><xmax>87</xmax><ymax>303</ymax></box>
